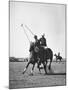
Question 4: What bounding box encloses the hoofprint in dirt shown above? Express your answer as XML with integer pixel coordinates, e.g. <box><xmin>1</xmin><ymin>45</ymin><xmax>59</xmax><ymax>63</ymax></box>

<box><xmin>9</xmin><ymin>61</ymin><xmax>66</xmax><ymax>89</ymax></box>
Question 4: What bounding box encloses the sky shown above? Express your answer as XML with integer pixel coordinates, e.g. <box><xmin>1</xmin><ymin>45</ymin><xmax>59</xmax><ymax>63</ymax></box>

<box><xmin>10</xmin><ymin>1</ymin><xmax>66</xmax><ymax>58</ymax></box>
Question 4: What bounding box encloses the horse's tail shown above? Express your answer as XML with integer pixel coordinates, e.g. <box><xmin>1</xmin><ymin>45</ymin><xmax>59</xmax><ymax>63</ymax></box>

<box><xmin>44</xmin><ymin>48</ymin><xmax>53</xmax><ymax>61</ymax></box>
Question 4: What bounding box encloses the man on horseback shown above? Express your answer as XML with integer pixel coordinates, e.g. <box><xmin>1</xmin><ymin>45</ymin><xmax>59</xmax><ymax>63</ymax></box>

<box><xmin>38</xmin><ymin>33</ymin><xmax>47</xmax><ymax>61</ymax></box>
<box><xmin>33</xmin><ymin>35</ymin><xmax>41</xmax><ymax>62</ymax></box>
<box><xmin>29</xmin><ymin>35</ymin><xmax>40</xmax><ymax>63</ymax></box>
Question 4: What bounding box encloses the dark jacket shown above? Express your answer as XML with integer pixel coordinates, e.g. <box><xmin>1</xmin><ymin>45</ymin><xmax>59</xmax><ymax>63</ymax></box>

<box><xmin>39</xmin><ymin>37</ymin><xmax>47</xmax><ymax>46</ymax></box>
<box><xmin>34</xmin><ymin>39</ymin><xmax>40</xmax><ymax>47</ymax></box>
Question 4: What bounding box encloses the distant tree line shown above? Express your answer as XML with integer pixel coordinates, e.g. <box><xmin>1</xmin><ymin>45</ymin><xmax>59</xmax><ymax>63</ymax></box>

<box><xmin>9</xmin><ymin>57</ymin><xmax>28</xmax><ymax>62</ymax></box>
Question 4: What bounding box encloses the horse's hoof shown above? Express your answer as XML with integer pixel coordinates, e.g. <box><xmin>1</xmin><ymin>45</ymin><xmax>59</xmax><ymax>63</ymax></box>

<box><xmin>29</xmin><ymin>73</ymin><xmax>33</xmax><ymax>76</ymax></box>
<box><xmin>44</xmin><ymin>72</ymin><xmax>47</xmax><ymax>75</ymax></box>
<box><xmin>22</xmin><ymin>72</ymin><xmax>24</xmax><ymax>74</ymax></box>
<box><xmin>22</xmin><ymin>71</ymin><xmax>25</xmax><ymax>74</ymax></box>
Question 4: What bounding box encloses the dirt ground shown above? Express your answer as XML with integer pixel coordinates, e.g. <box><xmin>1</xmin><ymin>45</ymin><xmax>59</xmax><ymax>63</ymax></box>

<box><xmin>9</xmin><ymin>61</ymin><xmax>66</xmax><ymax>89</ymax></box>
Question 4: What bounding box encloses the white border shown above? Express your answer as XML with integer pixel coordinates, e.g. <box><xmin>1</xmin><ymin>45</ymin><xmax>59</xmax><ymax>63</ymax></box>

<box><xmin>0</xmin><ymin>0</ymin><xmax>68</xmax><ymax>90</ymax></box>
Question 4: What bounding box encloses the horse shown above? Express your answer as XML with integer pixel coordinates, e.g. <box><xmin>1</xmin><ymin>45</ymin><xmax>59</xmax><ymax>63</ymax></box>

<box><xmin>22</xmin><ymin>42</ymin><xmax>40</xmax><ymax>75</ymax></box>
<box><xmin>54</xmin><ymin>54</ymin><xmax>62</xmax><ymax>63</ymax></box>
<box><xmin>23</xmin><ymin>42</ymin><xmax>53</xmax><ymax>75</ymax></box>
<box><xmin>37</xmin><ymin>47</ymin><xmax>53</xmax><ymax>74</ymax></box>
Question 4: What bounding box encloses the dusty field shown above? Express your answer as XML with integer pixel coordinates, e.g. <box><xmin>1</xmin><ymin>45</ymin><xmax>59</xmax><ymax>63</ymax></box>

<box><xmin>9</xmin><ymin>61</ymin><xmax>66</xmax><ymax>89</ymax></box>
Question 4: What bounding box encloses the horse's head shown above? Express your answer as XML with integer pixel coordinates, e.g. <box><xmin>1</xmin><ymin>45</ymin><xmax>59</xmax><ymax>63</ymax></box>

<box><xmin>29</xmin><ymin>42</ymin><xmax>35</xmax><ymax>52</ymax></box>
<box><xmin>30</xmin><ymin>41</ymin><xmax>40</xmax><ymax>53</ymax></box>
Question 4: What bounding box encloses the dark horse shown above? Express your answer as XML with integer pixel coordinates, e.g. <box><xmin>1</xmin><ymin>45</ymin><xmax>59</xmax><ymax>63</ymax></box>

<box><xmin>37</xmin><ymin>47</ymin><xmax>53</xmax><ymax>74</ymax></box>
<box><xmin>54</xmin><ymin>54</ymin><xmax>62</xmax><ymax>63</ymax></box>
<box><xmin>23</xmin><ymin>42</ymin><xmax>53</xmax><ymax>75</ymax></box>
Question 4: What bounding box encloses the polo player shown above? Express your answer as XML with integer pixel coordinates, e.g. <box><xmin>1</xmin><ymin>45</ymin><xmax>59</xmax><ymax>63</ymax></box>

<box><xmin>29</xmin><ymin>35</ymin><xmax>40</xmax><ymax>62</ymax></box>
<box><xmin>34</xmin><ymin>35</ymin><xmax>40</xmax><ymax>52</ymax></box>
<box><xmin>39</xmin><ymin>33</ymin><xmax>47</xmax><ymax>49</ymax></box>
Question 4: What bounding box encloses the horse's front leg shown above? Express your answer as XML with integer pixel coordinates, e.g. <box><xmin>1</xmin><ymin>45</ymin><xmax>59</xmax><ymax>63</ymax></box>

<box><xmin>42</xmin><ymin>62</ymin><xmax>47</xmax><ymax>74</ymax></box>
<box><xmin>30</xmin><ymin>63</ymin><xmax>35</xmax><ymax>75</ymax></box>
<box><xmin>37</xmin><ymin>61</ymin><xmax>41</xmax><ymax>73</ymax></box>
<box><xmin>23</xmin><ymin>61</ymin><xmax>30</xmax><ymax>74</ymax></box>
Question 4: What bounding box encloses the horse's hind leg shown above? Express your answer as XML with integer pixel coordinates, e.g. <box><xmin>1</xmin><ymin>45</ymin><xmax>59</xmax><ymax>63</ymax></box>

<box><xmin>37</xmin><ymin>62</ymin><xmax>41</xmax><ymax>73</ymax></box>
<box><xmin>23</xmin><ymin>61</ymin><xmax>30</xmax><ymax>74</ymax></box>
<box><xmin>48</xmin><ymin>60</ymin><xmax>52</xmax><ymax>70</ymax></box>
